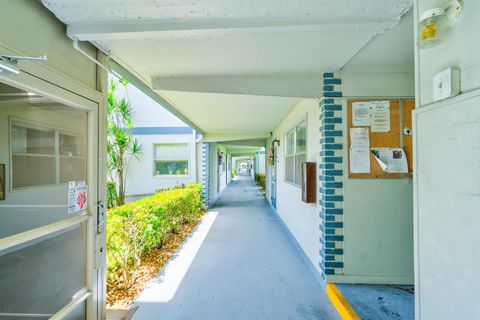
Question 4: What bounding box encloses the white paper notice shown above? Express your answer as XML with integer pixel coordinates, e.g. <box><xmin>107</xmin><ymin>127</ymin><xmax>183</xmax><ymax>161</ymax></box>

<box><xmin>371</xmin><ymin>148</ymin><xmax>408</xmax><ymax>173</ymax></box>
<box><xmin>68</xmin><ymin>181</ymin><xmax>88</xmax><ymax>214</ymax></box>
<box><xmin>352</xmin><ymin>102</ymin><xmax>371</xmax><ymax>126</ymax></box>
<box><xmin>350</xmin><ymin>147</ymin><xmax>371</xmax><ymax>173</ymax></box>
<box><xmin>370</xmin><ymin>101</ymin><xmax>390</xmax><ymax>132</ymax></box>
<box><xmin>349</xmin><ymin>128</ymin><xmax>370</xmax><ymax>173</ymax></box>
<box><xmin>350</xmin><ymin>127</ymin><xmax>370</xmax><ymax>147</ymax></box>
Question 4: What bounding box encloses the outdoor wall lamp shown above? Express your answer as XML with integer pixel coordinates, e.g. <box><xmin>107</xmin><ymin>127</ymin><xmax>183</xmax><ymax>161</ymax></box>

<box><xmin>272</xmin><ymin>139</ymin><xmax>280</xmax><ymax>148</ymax></box>
<box><xmin>417</xmin><ymin>0</ymin><xmax>463</xmax><ymax>49</ymax></box>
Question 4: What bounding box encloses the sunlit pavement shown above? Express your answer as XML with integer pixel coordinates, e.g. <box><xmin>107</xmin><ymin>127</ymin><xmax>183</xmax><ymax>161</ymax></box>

<box><xmin>133</xmin><ymin>175</ymin><xmax>340</xmax><ymax>320</ymax></box>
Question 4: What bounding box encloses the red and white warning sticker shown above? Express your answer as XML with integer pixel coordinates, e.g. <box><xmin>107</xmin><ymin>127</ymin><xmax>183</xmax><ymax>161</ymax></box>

<box><xmin>68</xmin><ymin>181</ymin><xmax>87</xmax><ymax>214</ymax></box>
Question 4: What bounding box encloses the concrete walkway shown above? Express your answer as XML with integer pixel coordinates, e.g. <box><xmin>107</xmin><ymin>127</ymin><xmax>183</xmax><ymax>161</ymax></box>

<box><xmin>133</xmin><ymin>175</ymin><xmax>340</xmax><ymax>320</ymax></box>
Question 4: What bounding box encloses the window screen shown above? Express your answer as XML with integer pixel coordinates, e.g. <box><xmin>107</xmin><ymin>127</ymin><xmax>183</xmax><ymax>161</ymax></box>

<box><xmin>10</xmin><ymin>122</ymin><xmax>86</xmax><ymax>189</ymax></box>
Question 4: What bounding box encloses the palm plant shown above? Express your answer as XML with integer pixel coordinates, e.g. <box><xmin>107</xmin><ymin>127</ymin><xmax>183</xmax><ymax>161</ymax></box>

<box><xmin>107</xmin><ymin>78</ymin><xmax>142</xmax><ymax>206</ymax></box>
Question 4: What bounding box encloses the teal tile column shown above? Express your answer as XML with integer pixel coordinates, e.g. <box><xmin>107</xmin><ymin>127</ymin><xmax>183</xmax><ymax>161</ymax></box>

<box><xmin>319</xmin><ymin>72</ymin><xmax>344</xmax><ymax>280</ymax></box>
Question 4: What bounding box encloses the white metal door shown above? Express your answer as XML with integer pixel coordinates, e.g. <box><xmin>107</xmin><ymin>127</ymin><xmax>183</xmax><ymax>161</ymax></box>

<box><xmin>0</xmin><ymin>74</ymin><xmax>104</xmax><ymax>319</ymax></box>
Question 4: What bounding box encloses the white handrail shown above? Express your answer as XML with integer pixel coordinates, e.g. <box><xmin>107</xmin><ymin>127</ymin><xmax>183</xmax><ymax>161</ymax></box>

<box><xmin>0</xmin><ymin>214</ymin><xmax>90</xmax><ymax>252</ymax></box>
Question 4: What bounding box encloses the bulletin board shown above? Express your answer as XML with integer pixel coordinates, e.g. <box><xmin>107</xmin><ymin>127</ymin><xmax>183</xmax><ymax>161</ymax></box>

<box><xmin>347</xmin><ymin>99</ymin><xmax>415</xmax><ymax>179</ymax></box>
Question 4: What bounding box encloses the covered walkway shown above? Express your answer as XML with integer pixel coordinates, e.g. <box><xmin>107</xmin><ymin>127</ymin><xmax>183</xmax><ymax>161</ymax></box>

<box><xmin>133</xmin><ymin>175</ymin><xmax>340</xmax><ymax>319</ymax></box>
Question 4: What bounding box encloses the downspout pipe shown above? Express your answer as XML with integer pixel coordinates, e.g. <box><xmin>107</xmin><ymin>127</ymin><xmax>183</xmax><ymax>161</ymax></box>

<box><xmin>72</xmin><ymin>37</ymin><xmax>117</xmax><ymax>75</ymax></box>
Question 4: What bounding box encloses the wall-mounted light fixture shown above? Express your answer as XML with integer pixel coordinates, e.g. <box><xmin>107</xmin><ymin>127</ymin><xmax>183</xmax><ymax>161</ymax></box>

<box><xmin>417</xmin><ymin>0</ymin><xmax>463</xmax><ymax>49</ymax></box>
<box><xmin>272</xmin><ymin>139</ymin><xmax>280</xmax><ymax>148</ymax></box>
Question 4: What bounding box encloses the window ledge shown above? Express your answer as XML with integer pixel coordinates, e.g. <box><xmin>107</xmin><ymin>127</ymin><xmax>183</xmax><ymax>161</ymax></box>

<box><xmin>153</xmin><ymin>175</ymin><xmax>190</xmax><ymax>179</ymax></box>
<box><xmin>283</xmin><ymin>180</ymin><xmax>302</xmax><ymax>189</ymax></box>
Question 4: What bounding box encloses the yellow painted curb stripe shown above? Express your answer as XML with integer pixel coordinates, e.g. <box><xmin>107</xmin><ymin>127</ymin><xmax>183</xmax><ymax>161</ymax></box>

<box><xmin>326</xmin><ymin>283</ymin><xmax>362</xmax><ymax>320</ymax></box>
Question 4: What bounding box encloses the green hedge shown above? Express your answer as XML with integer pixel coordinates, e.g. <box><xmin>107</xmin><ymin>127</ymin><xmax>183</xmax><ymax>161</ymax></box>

<box><xmin>255</xmin><ymin>173</ymin><xmax>266</xmax><ymax>191</ymax></box>
<box><xmin>106</xmin><ymin>183</ymin><xmax>202</xmax><ymax>286</ymax></box>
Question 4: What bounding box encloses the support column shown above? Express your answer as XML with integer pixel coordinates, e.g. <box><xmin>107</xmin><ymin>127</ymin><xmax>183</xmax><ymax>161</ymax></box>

<box><xmin>201</xmin><ymin>142</ymin><xmax>210</xmax><ymax>206</ymax></box>
<box><xmin>319</xmin><ymin>72</ymin><xmax>344</xmax><ymax>280</ymax></box>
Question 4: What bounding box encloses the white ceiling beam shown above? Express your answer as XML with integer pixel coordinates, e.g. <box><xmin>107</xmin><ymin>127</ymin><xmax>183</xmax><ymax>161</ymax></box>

<box><xmin>226</xmin><ymin>148</ymin><xmax>261</xmax><ymax>155</ymax></box>
<box><xmin>203</xmin><ymin>132</ymin><xmax>269</xmax><ymax>143</ymax></box>
<box><xmin>67</xmin><ymin>19</ymin><xmax>396</xmax><ymax>41</ymax></box>
<box><xmin>153</xmin><ymin>74</ymin><xmax>325</xmax><ymax>98</ymax></box>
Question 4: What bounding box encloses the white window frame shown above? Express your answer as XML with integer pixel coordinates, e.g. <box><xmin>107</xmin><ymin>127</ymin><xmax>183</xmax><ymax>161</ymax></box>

<box><xmin>153</xmin><ymin>143</ymin><xmax>190</xmax><ymax>178</ymax></box>
<box><xmin>284</xmin><ymin>119</ymin><xmax>307</xmax><ymax>187</ymax></box>
<box><xmin>9</xmin><ymin>117</ymin><xmax>86</xmax><ymax>191</ymax></box>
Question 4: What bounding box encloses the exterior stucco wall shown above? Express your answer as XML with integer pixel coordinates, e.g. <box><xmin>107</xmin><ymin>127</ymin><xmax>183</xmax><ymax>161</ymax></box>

<box><xmin>124</xmin><ymin>133</ymin><xmax>197</xmax><ymax>201</ymax></box>
<box><xmin>334</xmin><ymin>71</ymin><xmax>415</xmax><ymax>284</ymax></box>
<box><xmin>110</xmin><ymin>74</ymin><xmax>198</xmax><ymax>201</ymax></box>
<box><xmin>413</xmin><ymin>1</ymin><xmax>480</xmax><ymax>319</ymax></box>
<box><xmin>266</xmin><ymin>99</ymin><xmax>322</xmax><ymax>276</ymax></box>
<box><xmin>0</xmin><ymin>0</ymin><xmax>97</xmax><ymax>91</ymax></box>
<box><xmin>208</xmin><ymin>143</ymin><xmax>228</xmax><ymax>205</ymax></box>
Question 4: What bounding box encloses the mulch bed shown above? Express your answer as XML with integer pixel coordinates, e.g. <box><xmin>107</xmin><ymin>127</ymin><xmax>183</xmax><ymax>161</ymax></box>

<box><xmin>106</xmin><ymin>211</ymin><xmax>205</xmax><ymax>310</ymax></box>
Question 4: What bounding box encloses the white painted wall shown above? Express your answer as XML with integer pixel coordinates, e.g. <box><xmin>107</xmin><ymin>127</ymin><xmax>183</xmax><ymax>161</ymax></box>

<box><xmin>124</xmin><ymin>133</ymin><xmax>197</xmax><ymax>201</ymax></box>
<box><xmin>254</xmin><ymin>151</ymin><xmax>266</xmax><ymax>174</ymax></box>
<box><xmin>413</xmin><ymin>1</ymin><xmax>480</xmax><ymax>319</ymax></box>
<box><xmin>226</xmin><ymin>154</ymin><xmax>233</xmax><ymax>185</ymax></box>
<box><xmin>413</xmin><ymin>92</ymin><xmax>480</xmax><ymax>320</ymax></box>
<box><xmin>111</xmin><ymin>76</ymin><xmax>187</xmax><ymax>128</ymax></box>
<box><xmin>109</xmin><ymin>74</ymin><xmax>198</xmax><ymax>201</ymax></box>
<box><xmin>415</xmin><ymin>0</ymin><xmax>480</xmax><ymax>107</ymax></box>
<box><xmin>218</xmin><ymin>145</ymin><xmax>228</xmax><ymax>195</ymax></box>
<box><xmin>208</xmin><ymin>143</ymin><xmax>228</xmax><ymax>205</ymax></box>
<box><xmin>266</xmin><ymin>99</ymin><xmax>322</xmax><ymax>275</ymax></box>
<box><xmin>334</xmin><ymin>70</ymin><xmax>415</xmax><ymax>284</ymax></box>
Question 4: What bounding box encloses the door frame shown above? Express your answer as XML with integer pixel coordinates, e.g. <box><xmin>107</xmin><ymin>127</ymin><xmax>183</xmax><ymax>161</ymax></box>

<box><xmin>0</xmin><ymin>63</ymin><xmax>106</xmax><ymax>319</ymax></box>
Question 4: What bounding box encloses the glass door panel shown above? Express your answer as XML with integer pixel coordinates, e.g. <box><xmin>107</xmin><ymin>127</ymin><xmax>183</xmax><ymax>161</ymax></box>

<box><xmin>0</xmin><ymin>83</ymin><xmax>88</xmax><ymax>238</ymax></box>
<box><xmin>0</xmin><ymin>223</ymin><xmax>87</xmax><ymax>317</ymax></box>
<box><xmin>0</xmin><ymin>81</ymin><xmax>92</xmax><ymax>319</ymax></box>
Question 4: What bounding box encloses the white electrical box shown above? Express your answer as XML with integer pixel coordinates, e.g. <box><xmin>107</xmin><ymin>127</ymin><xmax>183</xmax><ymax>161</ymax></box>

<box><xmin>433</xmin><ymin>67</ymin><xmax>460</xmax><ymax>102</ymax></box>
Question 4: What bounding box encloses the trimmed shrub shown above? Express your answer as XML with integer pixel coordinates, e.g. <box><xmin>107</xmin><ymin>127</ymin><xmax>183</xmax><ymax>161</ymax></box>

<box><xmin>255</xmin><ymin>173</ymin><xmax>266</xmax><ymax>191</ymax></box>
<box><xmin>106</xmin><ymin>183</ymin><xmax>203</xmax><ymax>288</ymax></box>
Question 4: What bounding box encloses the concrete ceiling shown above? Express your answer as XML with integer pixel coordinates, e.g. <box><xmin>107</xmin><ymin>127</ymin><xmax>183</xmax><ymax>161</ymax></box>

<box><xmin>222</xmin><ymin>144</ymin><xmax>262</xmax><ymax>156</ymax></box>
<box><xmin>42</xmin><ymin>0</ymin><xmax>413</xmax><ymax>138</ymax></box>
<box><xmin>161</xmin><ymin>90</ymin><xmax>299</xmax><ymax>136</ymax></box>
<box><xmin>343</xmin><ymin>10</ymin><xmax>414</xmax><ymax>71</ymax></box>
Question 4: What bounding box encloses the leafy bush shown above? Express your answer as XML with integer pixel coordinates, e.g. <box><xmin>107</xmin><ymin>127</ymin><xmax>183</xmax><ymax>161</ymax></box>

<box><xmin>255</xmin><ymin>173</ymin><xmax>266</xmax><ymax>191</ymax></box>
<box><xmin>106</xmin><ymin>181</ymin><xmax>118</xmax><ymax>209</ymax></box>
<box><xmin>106</xmin><ymin>183</ymin><xmax>203</xmax><ymax>289</ymax></box>
<box><xmin>231</xmin><ymin>169</ymin><xmax>236</xmax><ymax>178</ymax></box>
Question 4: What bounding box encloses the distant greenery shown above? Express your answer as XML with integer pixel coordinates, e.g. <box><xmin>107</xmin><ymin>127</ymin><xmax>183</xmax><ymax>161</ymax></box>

<box><xmin>106</xmin><ymin>183</ymin><xmax>203</xmax><ymax>290</ymax></box>
<box><xmin>231</xmin><ymin>169</ymin><xmax>236</xmax><ymax>178</ymax></box>
<box><xmin>107</xmin><ymin>78</ymin><xmax>142</xmax><ymax>206</ymax></box>
<box><xmin>106</xmin><ymin>181</ymin><xmax>118</xmax><ymax>209</ymax></box>
<box><xmin>255</xmin><ymin>173</ymin><xmax>266</xmax><ymax>191</ymax></box>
